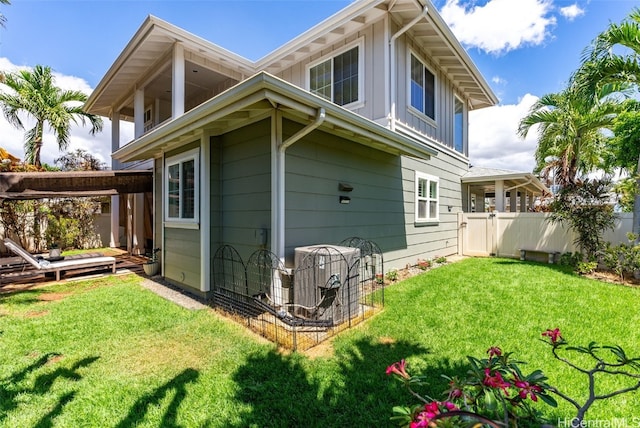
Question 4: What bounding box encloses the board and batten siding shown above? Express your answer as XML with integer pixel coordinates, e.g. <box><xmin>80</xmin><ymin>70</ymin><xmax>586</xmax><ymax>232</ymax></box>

<box><xmin>284</xmin><ymin>122</ymin><xmax>466</xmax><ymax>270</ymax></box>
<box><xmin>275</xmin><ymin>17</ymin><xmax>388</xmax><ymax>124</ymax></box>
<box><xmin>159</xmin><ymin>142</ymin><xmax>201</xmax><ymax>293</ymax></box>
<box><xmin>393</xmin><ymin>25</ymin><xmax>469</xmax><ymax>156</ymax></box>
<box><xmin>217</xmin><ymin>118</ymin><xmax>272</xmax><ymax>262</ymax></box>
<box><xmin>275</xmin><ymin>16</ymin><xmax>470</xmax><ymax>158</ymax></box>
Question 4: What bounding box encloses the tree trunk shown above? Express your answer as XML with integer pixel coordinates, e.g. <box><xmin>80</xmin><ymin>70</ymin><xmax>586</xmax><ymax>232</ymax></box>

<box><xmin>634</xmin><ymin>153</ymin><xmax>640</xmax><ymax>240</ymax></box>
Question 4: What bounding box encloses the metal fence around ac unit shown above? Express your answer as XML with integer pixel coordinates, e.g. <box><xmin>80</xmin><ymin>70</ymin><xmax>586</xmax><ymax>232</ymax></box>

<box><xmin>210</xmin><ymin>237</ymin><xmax>384</xmax><ymax>351</ymax></box>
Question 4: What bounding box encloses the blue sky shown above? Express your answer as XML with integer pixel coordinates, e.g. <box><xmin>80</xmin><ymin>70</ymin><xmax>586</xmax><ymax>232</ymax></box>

<box><xmin>0</xmin><ymin>0</ymin><xmax>637</xmax><ymax>171</ymax></box>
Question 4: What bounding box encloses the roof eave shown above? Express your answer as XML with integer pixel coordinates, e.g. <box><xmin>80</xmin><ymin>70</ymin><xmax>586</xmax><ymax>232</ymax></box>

<box><xmin>113</xmin><ymin>72</ymin><xmax>438</xmax><ymax>162</ymax></box>
<box><xmin>85</xmin><ymin>15</ymin><xmax>256</xmax><ymax>115</ymax></box>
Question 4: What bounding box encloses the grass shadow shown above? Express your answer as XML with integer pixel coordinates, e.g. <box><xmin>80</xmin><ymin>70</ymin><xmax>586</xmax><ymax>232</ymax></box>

<box><xmin>224</xmin><ymin>337</ymin><xmax>475</xmax><ymax>427</ymax></box>
<box><xmin>114</xmin><ymin>368</ymin><xmax>199</xmax><ymax>428</ymax></box>
<box><xmin>0</xmin><ymin>353</ymin><xmax>98</xmax><ymax>424</ymax></box>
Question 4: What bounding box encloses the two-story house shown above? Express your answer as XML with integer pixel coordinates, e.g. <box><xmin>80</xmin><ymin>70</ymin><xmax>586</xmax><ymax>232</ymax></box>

<box><xmin>85</xmin><ymin>0</ymin><xmax>503</xmax><ymax>298</ymax></box>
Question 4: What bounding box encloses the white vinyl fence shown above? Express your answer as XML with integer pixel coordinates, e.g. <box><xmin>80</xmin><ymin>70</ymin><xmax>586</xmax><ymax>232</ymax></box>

<box><xmin>458</xmin><ymin>212</ymin><xmax>633</xmax><ymax>259</ymax></box>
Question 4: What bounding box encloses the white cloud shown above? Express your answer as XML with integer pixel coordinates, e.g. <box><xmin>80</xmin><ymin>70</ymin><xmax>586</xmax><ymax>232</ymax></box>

<box><xmin>439</xmin><ymin>0</ymin><xmax>556</xmax><ymax>54</ymax></box>
<box><xmin>0</xmin><ymin>58</ymin><xmax>128</xmax><ymax>167</ymax></box>
<box><xmin>492</xmin><ymin>76</ymin><xmax>508</xmax><ymax>85</ymax></box>
<box><xmin>559</xmin><ymin>4</ymin><xmax>585</xmax><ymax>21</ymax></box>
<box><xmin>469</xmin><ymin>93</ymin><xmax>540</xmax><ymax>172</ymax></box>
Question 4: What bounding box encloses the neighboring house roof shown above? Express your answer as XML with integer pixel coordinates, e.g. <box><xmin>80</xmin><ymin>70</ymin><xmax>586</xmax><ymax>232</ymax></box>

<box><xmin>85</xmin><ymin>0</ymin><xmax>497</xmax><ymax>118</ymax></box>
<box><xmin>462</xmin><ymin>166</ymin><xmax>548</xmax><ymax>195</ymax></box>
<box><xmin>113</xmin><ymin>72</ymin><xmax>439</xmax><ymax>162</ymax></box>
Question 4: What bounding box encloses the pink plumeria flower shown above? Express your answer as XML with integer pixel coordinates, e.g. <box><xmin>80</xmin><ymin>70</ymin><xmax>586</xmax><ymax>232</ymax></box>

<box><xmin>442</xmin><ymin>401</ymin><xmax>458</xmax><ymax>411</ymax></box>
<box><xmin>385</xmin><ymin>359</ymin><xmax>409</xmax><ymax>379</ymax></box>
<box><xmin>514</xmin><ymin>378</ymin><xmax>543</xmax><ymax>402</ymax></box>
<box><xmin>487</xmin><ymin>346</ymin><xmax>502</xmax><ymax>359</ymax></box>
<box><xmin>483</xmin><ymin>368</ymin><xmax>511</xmax><ymax>396</ymax></box>
<box><xmin>542</xmin><ymin>328</ymin><xmax>563</xmax><ymax>344</ymax></box>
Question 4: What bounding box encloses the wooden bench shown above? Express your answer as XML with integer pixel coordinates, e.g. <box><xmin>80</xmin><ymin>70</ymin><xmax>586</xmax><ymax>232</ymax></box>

<box><xmin>519</xmin><ymin>249</ymin><xmax>560</xmax><ymax>264</ymax></box>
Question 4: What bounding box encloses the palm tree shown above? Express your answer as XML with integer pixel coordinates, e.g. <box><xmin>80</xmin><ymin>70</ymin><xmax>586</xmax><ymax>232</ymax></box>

<box><xmin>0</xmin><ymin>0</ymin><xmax>10</xmax><ymax>28</ymax></box>
<box><xmin>517</xmin><ymin>85</ymin><xmax>619</xmax><ymax>186</ymax></box>
<box><xmin>0</xmin><ymin>65</ymin><xmax>103</xmax><ymax>167</ymax></box>
<box><xmin>574</xmin><ymin>8</ymin><xmax>640</xmax><ymax>234</ymax></box>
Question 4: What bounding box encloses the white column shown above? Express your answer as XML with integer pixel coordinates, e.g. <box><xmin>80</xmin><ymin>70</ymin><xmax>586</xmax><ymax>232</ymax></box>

<box><xmin>134</xmin><ymin>88</ymin><xmax>144</xmax><ymax>139</ymax></box>
<box><xmin>510</xmin><ymin>189</ymin><xmax>517</xmax><ymax>212</ymax></box>
<box><xmin>132</xmin><ymin>193</ymin><xmax>145</xmax><ymax>255</ymax></box>
<box><xmin>200</xmin><ymin>134</ymin><xmax>211</xmax><ymax>293</ymax></box>
<box><xmin>110</xmin><ymin>111</ymin><xmax>121</xmax><ymax>248</ymax></box>
<box><xmin>172</xmin><ymin>43</ymin><xmax>185</xmax><ymax>118</ymax></box>
<box><xmin>126</xmin><ymin>194</ymin><xmax>133</xmax><ymax>254</ymax></box>
<box><xmin>495</xmin><ymin>180</ymin><xmax>505</xmax><ymax>212</ymax></box>
<box><xmin>476</xmin><ymin>193</ymin><xmax>485</xmax><ymax>212</ymax></box>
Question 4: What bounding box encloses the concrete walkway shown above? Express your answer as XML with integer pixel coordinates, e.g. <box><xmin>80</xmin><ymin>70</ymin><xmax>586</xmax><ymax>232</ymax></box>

<box><xmin>139</xmin><ymin>276</ymin><xmax>208</xmax><ymax>310</ymax></box>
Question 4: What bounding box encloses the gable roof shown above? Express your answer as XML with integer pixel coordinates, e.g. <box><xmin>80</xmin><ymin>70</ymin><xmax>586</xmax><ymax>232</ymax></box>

<box><xmin>462</xmin><ymin>166</ymin><xmax>548</xmax><ymax>195</ymax></box>
<box><xmin>85</xmin><ymin>0</ymin><xmax>496</xmax><ymax>118</ymax></box>
<box><xmin>112</xmin><ymin>72</ymin><xmax>439</xmax><ymax>162</ymax></box>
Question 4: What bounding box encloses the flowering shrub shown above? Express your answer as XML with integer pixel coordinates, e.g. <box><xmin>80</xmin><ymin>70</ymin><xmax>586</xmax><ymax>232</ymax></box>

<box><xmin>387</xmin><ymin>343</ymin><xmax>556</xmax><ymax>427</ymax></box>
<box><xmin>388</xmin><ymin>329</ymin><xmax>640</xmax><ymax>427</ymax></box>
<box><xmin>417</xmin><ymin>260</ymin><xmax>431</xmax><ymax>270</ymax></box>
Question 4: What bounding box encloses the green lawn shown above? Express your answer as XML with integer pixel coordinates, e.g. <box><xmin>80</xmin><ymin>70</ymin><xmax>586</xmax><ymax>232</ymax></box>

<box><xmin>1</xmin><ymin>258</ymin><xmax>638</xmax><ymax>427</ymax></box>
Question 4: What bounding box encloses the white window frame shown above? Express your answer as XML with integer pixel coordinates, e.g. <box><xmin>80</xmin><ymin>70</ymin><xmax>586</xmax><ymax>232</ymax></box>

<box><xmin>164</xmin><ymin>147</ymin><xmax>200</xmax><ymax>227</ymax></box>
<box><xmin>407</xmin><ymin>50</ymin><xmax>437</xmax><ymax>123</ymax></box>
<box><xmin>305</xmin><ymin>38</ymin><xmax>365</xmax><ymax>109</ymax></box>
<box><xmin>415</xmin><ymin>171</ymin><xmax>439</xmax><ymax>223</ymax></box>
<box><xmin>454</xmin><ymin>96</ymin><xmax>465</xmax><ymax>155</ymax></box>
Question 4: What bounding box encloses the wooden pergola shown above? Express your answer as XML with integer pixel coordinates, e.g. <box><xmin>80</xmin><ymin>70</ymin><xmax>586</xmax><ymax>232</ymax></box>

<box><xmin>0</xmin><ymin>170</ymin><xmax>152</xmax><ymax>200</ymax></box>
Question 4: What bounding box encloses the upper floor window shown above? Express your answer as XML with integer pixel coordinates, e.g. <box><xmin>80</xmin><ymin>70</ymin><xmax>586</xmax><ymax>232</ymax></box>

<box><xmin>165</xmin><ymin>148</ymin><xmax>199</xmax><ymax>225</ymax></box>
<box><xmin>410</xmin><ymin>53</ymin><xmax>435</xmax><ymax>121</ymax></box>
<box><xmin>307</xmin><ymin>40</ymin><xmax>363</xmax><ymax>107</ymax></box>
<box><xmin>454</xmin><ymin>97</ymin><xmax>464</xmax><ymax>154</ymax></box>
<box><xmin>415</xmin><ymin>172</ymin><xmax>439</xmax><ymax>223</ymax></box>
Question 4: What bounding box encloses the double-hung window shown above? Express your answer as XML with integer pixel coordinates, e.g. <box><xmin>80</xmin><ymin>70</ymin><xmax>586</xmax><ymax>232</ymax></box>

<box><xmin>410</xmin><ymin>53</ymin><xmax>435</xmax><ymax>121</ymax></box>
<box><xmin>308</xmin><ymin>41</ymin><xmax>362</xmax><ymax>107</ymax></box>
<box><xmin>415</xmin><ymin>172</ymin><xmax>439</xmax><ymax>223</ymax></box>
<box><xmin>165</xmin><ymin>148</ymin><xmax>199</xmax><ymax>225</ymax></box>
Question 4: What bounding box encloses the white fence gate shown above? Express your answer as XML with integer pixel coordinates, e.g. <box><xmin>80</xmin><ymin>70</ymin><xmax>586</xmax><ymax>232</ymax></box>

<box><xmin>458</xmin><ymin>212</ymin><xmax>633</xmax><ymax>259</ymax></box>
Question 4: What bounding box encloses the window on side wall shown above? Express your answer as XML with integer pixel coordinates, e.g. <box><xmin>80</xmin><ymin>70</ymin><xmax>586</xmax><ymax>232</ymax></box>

<box><xmin>165</xmin><ymin>148</ymin><xmax>199</xmax><ymax>225</ymax></box>
<box><xmin>410</xmin><ymin>53</ymin><xmax>435</xmax><ymax>121</ymax></box>
<box><xmin>415</xmin><ymin>172</ymin><xmax>439</xmax><ymax>223</ymax></box>
<box><xmin>454</xmin><ymin>97</ymin><xmax>464</xmax><ymax>154</ymax></box>
<box><xmin>308</xmin><ymin>41</ymin><xmax>362</xmax><ymax>107</ymax></box>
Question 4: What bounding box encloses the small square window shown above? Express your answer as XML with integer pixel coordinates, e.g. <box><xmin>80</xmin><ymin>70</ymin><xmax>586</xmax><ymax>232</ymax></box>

<box><xmin>415</xmin><ymin>172</ymin><xmax>439</xmax><ymax>223</ymax></box>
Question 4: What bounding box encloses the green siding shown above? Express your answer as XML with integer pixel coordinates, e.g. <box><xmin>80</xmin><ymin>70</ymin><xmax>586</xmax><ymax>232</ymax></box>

<box><xmin>284</xmin><ymin>122</ymin><xmax>465</xmax><ymax>269</ymax></box>
<box><xmin>216</xmin><ymin>119</ymin><xmax>272</xmax><ymax>262</ymax></box>
<box><xmin>160</xmin><ymin>142</ymin><xmax>202</xmax><ymax>291</ymax></box>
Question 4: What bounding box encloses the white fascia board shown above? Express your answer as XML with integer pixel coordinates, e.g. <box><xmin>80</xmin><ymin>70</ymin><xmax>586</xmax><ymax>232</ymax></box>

<box><xmin>85</xmin><ymin>15</ymin><xmax>255</xmax><ymax>112</ymax></box>
<box><xmin>149</xmin><ymin>16</ymin><xmax>255</xmax><ymax>70</ymax></box>
<box><xmin>419</xmin><ymin>0</ymin><xmax>498</xmax><ymax>107</ymax></box>
<box><xmin>254</xmin><ymin>0</ymin><xmax>385</xmax><ymax>69</ymax></box>
<box><xmin>462</xmin><ymin>173</ymin><xmax>548</xmax><ymax>192</ymax></box>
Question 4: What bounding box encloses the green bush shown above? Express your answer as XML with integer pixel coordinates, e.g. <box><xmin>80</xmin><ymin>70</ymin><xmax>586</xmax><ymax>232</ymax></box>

<box><xmin>600</xmin><ymin>233</ymin><xmax>640</xmax><ymax>282</ymax></box>
<box><xmin>559</xmin><ymin>252</ymin><xmax>582</xmax><ymax>268</ymax></box>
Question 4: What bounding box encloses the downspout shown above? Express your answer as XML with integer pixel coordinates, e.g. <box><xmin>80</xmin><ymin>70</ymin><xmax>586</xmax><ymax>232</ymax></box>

<box><xmin>273</xmin><ymin>108</ymin><xmax>326</xmax><ymax>263</ymax></box>
<box><xmin>389</xmin><ymin>5</ymin><xmax>428</xmax><ymax>132</ymax></box>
